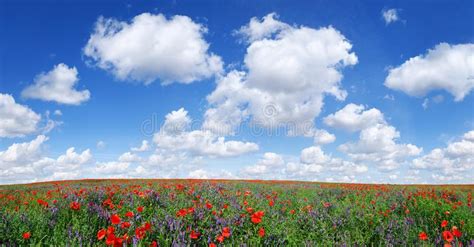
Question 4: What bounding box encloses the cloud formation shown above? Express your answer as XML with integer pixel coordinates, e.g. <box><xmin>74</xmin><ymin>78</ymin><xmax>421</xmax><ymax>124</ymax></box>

<box><xmin>204</xmin><ymin>13</ymin><xmax>357</xmax><ymax>136</ymax></box>
<box><xmin>84</xmin><ymin>13</ymin><xmax>223</xmax><ymax>84</ymax></box>
<box><xmin>385</xmin><ymin>43</ymin><xmax>474</xmax><ymax>101</ymax></box>
<box><xmin>0</xmin><ymin>93</ymin><xmax>41</xmax><ymax>138</ymax></box>
<box><xmin>22</xmin><ymin>63</ymin><xmax>90</xmax><ymax>105</ymax></box>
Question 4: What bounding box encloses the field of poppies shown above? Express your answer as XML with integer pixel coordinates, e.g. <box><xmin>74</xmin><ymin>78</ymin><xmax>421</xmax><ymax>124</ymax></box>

<box><xmin>0</xmin><ymin>179</ymin><xmax>473</xmax><ymax>246</ymax></box>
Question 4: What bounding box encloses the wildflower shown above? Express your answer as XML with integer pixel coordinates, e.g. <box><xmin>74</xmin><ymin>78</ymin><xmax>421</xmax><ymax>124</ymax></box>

<box><xmin>135</xmin><ymin>228</ymin><xmax>146</xmax><ymax>239</ymax></box>
<box><xmin>222</xmin><ymin>227</ymin><xmax>231</xmax><ymax>238</ymax></box>
<box><xmin>22</xmin><ymin>232</ymin><xmax>31</xmax><ymax>240</ymax></box>
<box><xmin>105</xmin><ymin>233</ymin><xmax>116</xmax><ymax>245</ymax></box>
<box><xmin>452</xmin><ymin>226</ymin><xmax>462</xmax><ymax>238</ymax></box>
<box><xmin>216</xmin><ymin>235</ymin><xmax>224</xmax><ymax>243</ymax></box>
<box><xmin>121</xmin><ymin>222</ymin><xmax>131</xmax><ymax>229</ymax></box>
<box><xmin>258</xmin><ymin>227</ymin><xmax>265</xmax><ymax>237</ymax></box>
<box><xmin>137</xmin><ymin>206</ymin><xmax>144</xmax><ymax>212</ymax></box>
<box><xmin>440</xmin><ymin>220</ymin><xmax>449</xmax><ymax>228</ymax></box>
<box><xmin>269</xmin><ymin>200</ymin><xmax>274</xmax><ymax>207</ymax></box>
<box><xmin>442</xmin><ymin>230</ymin><xmax>454</xmax><ymax>242</ymax></box>
<box><xmin>209</xmin><ymin>242</ymin><xmax>217</xmax><ymax>247</ymax></box>
<box><xmin>125</xmin><ymin>211</ymin><xmax>134</xmax><ymax>218</ymax></box>
<box><xmin>206</xmin><ymin>202</ymin><xmax>213</xmax><ymax>209</ymax></box>
<box><xmin>323</xmin><ymin>202</ymin><xmax>331</xmax><ymax>208</ymax></box>
<box><xmin>190</xmin><ymin>230</ymin><xmax>200</xmax><ymax>239</ymax></box>
<box><xmin>251</xmin><ymin>211</ymin><xmax>264</xmax><ymax>224</ymax></box>
<box><xmin>70</xmin><ymin>201</ymin><xmax>80</xmax><ymax>211</ymax></box>
<box><xmin>111</xmin><ymin>214</ymin><xmax>121</xmax><ymax>225</ymax></box>
<box><xmin>97</xmin><ymin>229</ymin><xmax>106</xmax><ymax>240</ymax></box>
<box><xmin>418</xmin><ymin>231</ymin><xmax>428</xmax><ymax>240</ymax></box>
<box><xmin>176</xmin><ymin>208</ymin><xmax>188</xmax><ymax>217</ymax></box>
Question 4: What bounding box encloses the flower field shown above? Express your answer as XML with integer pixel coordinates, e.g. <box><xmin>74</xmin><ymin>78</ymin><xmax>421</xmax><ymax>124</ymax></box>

<box><xmin>0</xmin><ymin>179</ymin><xmax>473</xmax><ymax>246</ymax></box>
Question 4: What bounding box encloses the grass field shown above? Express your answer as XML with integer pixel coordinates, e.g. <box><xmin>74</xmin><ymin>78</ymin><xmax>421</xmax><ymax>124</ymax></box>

<box><xmin>1</xmin><ymin>179</ymin><xmax>473</xmax><ymax>246</ymax></box>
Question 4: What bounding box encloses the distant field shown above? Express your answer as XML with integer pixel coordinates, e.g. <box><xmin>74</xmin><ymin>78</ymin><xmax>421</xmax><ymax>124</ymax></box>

<box><xmin>1</xmin><ymin>179</ymin><xmax>473</xmax><ymax>246</ymax></box>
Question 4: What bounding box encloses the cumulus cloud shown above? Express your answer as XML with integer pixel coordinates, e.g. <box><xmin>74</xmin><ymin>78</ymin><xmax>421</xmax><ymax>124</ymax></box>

<box><xmin>153</xmin><ymin>108</ymin><xmax>259</xmax><ymax>157</ymax></box>
<box><xmin>0</xmin><ymin>135</ymin><xmax>92</xmax><ymax>184</ymax></box>
<box><xmin>312</xmin><ymin>129</ymin><xmax>336</xmax><ymax>145</ymax></box>
<box><xmin>412</xmin><ymin>130</ymin><xmax>474</xmax><ymax>175</ymax></box>
<box><xmin>382</xmin><ymin>9</ymin><xmax>400</xmax><ymax>24</ymax></box>
<box><xmin>324</xmin><ymin>103</ymin><xmax>385</xmax><ymax>132</ymax></box>
<box><xmin>241</xmin><ymin>146</ymin><xmax>368</xmax><ymax>181</ymax></box>
<box><xmin>385</xmin><ymin>43</ymin><xmax>474</xmax><ymax>101</ymax></box>
<box><xmin>203</xmin><ymin>13</ymin><xmax>357</xmax><ymax>136</ymax></box>
<box><xmin>327</xmin><ymin>104</ymin><xmax>422</xmax><ymax>171</ymax></box>
<box><xmin>131</xmin><ymin>140</ymin><xmax>150</xmax><ymax>152</ymax></box>
<box><xmin>242</xmin><ymin>152</ymin><xmax>285</xmax><ymax>176</ymax></box>
<box><xmin>0</xmin><ymin>93</ymin><xmax>41</xmax><ymax>138</ymax></box>
<box><xmin>235</xmin><ymin>12</ymin><xmax>290</xmax><ymax>42</ymax></box>
<box><xmin>21</xmin><ymin>64</ymin><xmax>90</xmax><ymax>105</ymax></box>
<box><xmin>84</xmin><ymin>13</ymin><xmax>223</xmax><ymax>85</ymax></box>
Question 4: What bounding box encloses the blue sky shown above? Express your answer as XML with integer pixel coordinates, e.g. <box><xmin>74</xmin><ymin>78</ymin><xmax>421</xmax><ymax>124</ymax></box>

<box><xmin>0</xmin><ymin>0</ymin><xmax>473</xmax><ymax>184</ymax></box>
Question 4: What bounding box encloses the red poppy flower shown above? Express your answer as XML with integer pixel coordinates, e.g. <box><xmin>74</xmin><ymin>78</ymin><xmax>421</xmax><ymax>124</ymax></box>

<box><xmin>441</xmin><ymin>220</ymin><xmax>448</xmax><ymax>228</ymax></box>
<box><xmin>97</xmin><ymin>229</ymin><xmax>106</xmax><ymax>240</ymax></box>
<box><xmin>209</xmin><ymin>242</ymin><xmax>217</xmax><ymax>247</ymax></box>
<box><xmin>150</xmin><ymin>241</ymin><xmax>158</xmax><ymax>247</ymax></box>
<box><xmin>206</xmin><ymin>202</ymin><xmax>213</xmax><ymax>209</ymax></box>
<box><xmin>222</xmin><ymin>227</ymin><xmax>231</xmax><ymax>238</ymax></box>
<box><xmin>135</xmin><ymin>228</ymin><xmax>146</xmax><ymax>239</ymax></box>
<box><xmin>137</xmin><ymin>206</ymin><xmax>144</xmax><ymax>213</ymax></box>
<box><xmin>143</xmin><ymin>222</ymin><xmax>151</xmax><ymax>231</ymax></box>
<box><xmin>452</xmin><ymin>226</ymin><xmax>462</xmax><ymax>238</ymax></box>
<box><xmin>258</xmin><ymin>227</ymin><xmax>265</xmax><ymax>238</ymax></box>
<box><xmin>442</xmin><ymin>230</ymin><xmax>454</xmax><ymax>242</ymax></box>
<box><xmin>176</xmin><ymin>209</ymin><xmax>188</xmax><ymax>217</ymax></box>
<box><xmin>251</xmin><ymin>211</ymin><xmax>264</xmax><ymax>224</ymax></box>
<box><xmin>111</xmin><ymin>214</ymin><xmax>121</xmax><ymax>225</ymax></box>
<box><xmin>190</xmin><ymin>230</ymin><xmax>200</xmax><ymax>240</ymax></box>
<box><xmin>323</xmin><ymin>202</ymin><xmax>331</xmax><ymax>208</ymax></box>
<box><xmin>121</xmin><ymin>222</ymin><xmax>131</xmax><ymax>229</ymax></box>
<box><xmin>216</xmin><ymin>235</ymin><xmax>224</xmax><ymax>243</ymax></box>
<box><xmin>268</xmin><ymin>200</ymin><xmax>274</xmax><ymax>207</ymax></box>
<box><xmin>22</xmin><ymin>232</ymin><xmax>31</xmax><ymax>240</ymax></box>
<box><xmin>105</xmin><ymin>233</ymin><xmax>116</xmax><ymax>246</ymax></box>
<box><xmin>107</xmin><ymin>226</ymin><xmax>115</xmax><ymax>235</ymax></box>
<box><xmin>418</xmin><ymin>231</ymin><xmax>428</xmax><ymax>241</ymax></box>
<box><xmin>70</xmin><ymin>201</ymin><xmax>80</xmax><ymax>211</ymax></box>
<box><xmin>125</xmin><ymin>211</ymin><xmax>134</xmax><ymax>218</ymax></box>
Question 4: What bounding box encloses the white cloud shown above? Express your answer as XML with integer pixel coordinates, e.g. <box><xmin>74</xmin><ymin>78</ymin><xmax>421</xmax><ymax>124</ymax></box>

<box><xmin>53</xmin><ymin>110</ymin><xmax>62</xmax><ymax>116</ymax></box>
<box><xmin>118</xmin><ymin>151</ymin><xmax>142</xmax><ymax>163</ymax></box>
<box><xmin>324</xmin><ymin>103</ymin><xmax>385</xmax><ymax>132</ymax></box>
<box><xmin>242</xmin><ymin>152</ymin><xmax>285</xmax><ymax>176</ymax></box>
<box><xmin>131</xmin><ymin>140</ymin><xmax>150</xmax><ymax>152</ymax></box>
<box><xmin>0</xmin><ymin>135</ymin><xmax>92</xmax><ymax>184</ymax></box>
<box><xmin>412</xmin><ymin>130</ymin><xmax>474</xmax><ymax>175</ymax></box>
<box><xmin>204</xmin><ymin>13</ymin><xmax>357</xmax><ymax>136</ymax></box>
<box><xmin>236</xmin><ymin>12</ymin><xmax>290</xmax><ymax>42</ymax></box>
<box><xmin>0</xmin><ymin>93</ymin><xmax>41</xmax><ymax>138</ymax></box>
<box><xmin>84</xmin><ymin>13</ymin><xmax>223</xmax><ymax>85</ymax></box>
<box><xmin>21</xmin><ymin>63</ymin><xmax>90</xmax><ymax>105</ymax></box>
<box><xmin>385</xmin><ymin>43</ymin><xmax>474</xmax><ymax>101</ymax></box>
<box><xmin>241</xmin><ymin>146</ymin><xmax>368</xmax><ymax>181</ymax></box>
<box><xmin>94</xmin><ymin>161</ymin><xmax>130</xmax><ymax>174</ymax></box>
<box><xmin>327</xmin><ymin>104</ymin><xmax>422</xmax><ymax>171</ymax></box>
<box><xmin>382</xmin><ymin>9</ymin><xmax>399</xmax><ymax>24</ymax></box>
<box><xmin>153</xmin><ymin>108</ymin><xmax>259</xmax><ymax>157</ymax></box>
<box><xmin>312</xmin><ymin>129</ymin><xmax>336</xmax><ymax>145</ymax></box>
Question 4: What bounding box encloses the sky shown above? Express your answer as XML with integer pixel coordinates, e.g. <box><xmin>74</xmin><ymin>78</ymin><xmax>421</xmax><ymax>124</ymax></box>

<box><xmin>0</xmin><ymin>0</ymin><xmax>473</xmax><ymax>185</ymax></box>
